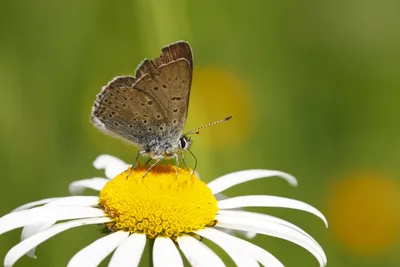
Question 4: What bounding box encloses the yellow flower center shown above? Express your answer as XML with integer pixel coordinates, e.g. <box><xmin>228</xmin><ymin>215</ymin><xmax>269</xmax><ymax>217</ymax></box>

<box><xmin>99</xmin><ymin>165</ymin><xmax>218</xmax><ymax>238</ymax></box>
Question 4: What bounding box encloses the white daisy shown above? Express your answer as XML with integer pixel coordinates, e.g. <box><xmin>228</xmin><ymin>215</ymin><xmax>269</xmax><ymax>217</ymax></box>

<box><xmin>0</xmin><ymin>155</ymin><xmax>327</xmax><ymax>267</ymax></box>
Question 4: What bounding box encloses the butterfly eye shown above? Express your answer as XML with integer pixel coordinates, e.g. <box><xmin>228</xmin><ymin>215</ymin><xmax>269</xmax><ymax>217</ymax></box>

<box><xmin>179</xmin><ymin>137</ymin><xmax>187</xmax><ymax>149</ymax></box>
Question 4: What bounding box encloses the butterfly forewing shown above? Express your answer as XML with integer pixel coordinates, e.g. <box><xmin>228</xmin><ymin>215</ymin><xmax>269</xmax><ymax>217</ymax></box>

<box><xmin>91</xmin><ymin>41</ymin><xmax>193</xmax><ymax>149</ymax></box>
<box><xmin>134</xmin><ymin>59</ymin><xmax>192</xmax><ymax>139</ymax></box>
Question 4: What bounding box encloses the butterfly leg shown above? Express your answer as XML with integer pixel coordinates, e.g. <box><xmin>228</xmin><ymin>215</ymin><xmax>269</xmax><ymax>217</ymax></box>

<box><xmin>143</xmin><ymin>155</ymin><xmax>164</xmax><ymax>178</ymax></box>
<box><xmin>172</xmin><ymin>153</ymin><xmax>179</xmax><ymax>177</ymax></box>
<box><xmin>127</xmin><ymin>150</ymin><xmax>147</xmax><ymax>178</ymax></box>
<box><xmin>182</xmin><ymin>153</ymin><xmax>189</xmax><ymax>169</ymax></box>
<box><xmin>187</xmin><ymin>148</ymin><xmax>197</xmax><ymax>175</ymax></box>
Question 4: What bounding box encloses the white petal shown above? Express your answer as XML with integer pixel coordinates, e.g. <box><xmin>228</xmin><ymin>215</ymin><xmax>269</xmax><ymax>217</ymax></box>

<box><xmin>218</xmin><ymin>195</ymin><xmax>328</xmax><ymax>227</ymax></box>
<box><xmin>214</xmin><ymin>193</ymin><xmax>229</xmax><ymax>201</ymax></box>
<box><xmin>244</xmin><ymin>231</ymin><xmax>257</xmax><ymax>239</ymax></box>
<box><xmin>109</xmin><ymin>233</ymin><xmax>146</xmax><ymax>267</ymax></box>
<box><xmin>21</xmin><ymin>197</ymin><xmax>99</xmax><ymax>237</ymax></box>
<box><xmin>4</xmin><ymin>217</ymin><xmax>111</xmax><ymax>267</ymax></box>
<box><xmin>22</xmin><ymin>222</ymin><xmax>55</xmax><ymax>240</ymax></box>
<box><xmin>69</xmin><ymin>178</ymin><xmax>108</xmax><ymax>195</ymax></box>
<box><xmin>18</xmin><ymin>196</ymin><xmax>100</xmax><ymax>257</ymax></box>
<box><xmin>216</xmin><ymin>212</ymin><xmax>327</xmax><ymax>267</ymax></box>
<box><xmin>67</xmin><ymin>231</ymin><xmax>129</xmax><ymax>267</ymax></box>
<box><xmin>178</xmin><ymin>236</ymin><xmax>226</xmax><ymax>267</ymax></box>
<box><xmin>93</xmin><ymin>154</ymin><xmax>130</xmax><ymax>179</ymax></box>
<box><xmin>192</xmin><ymin>229</ymin><xmax>259</xmax><ymax>267</ymax></box>
<box><xmin>198</xmin><ymin>228</ymin><xmax>284</xmax><ymax>267</ymax></box>
<box><xmin>218</xmin><ymin>210</ymin><xmax>318</xmax><ymax>249</ymax></box>
<box><xmin>21</xmin><ymin>221</ymin><xmax>56</xmax><ymax>258</ymax></box>
<box><xmin>47</xmin><ymin>196</ymin><xmax>100</xmax><ymax>207</ymax></box>
<box><xmin>214</xmin><ymin>193</ymin><xmax>257</xmax><ymax>239</ymax></box>
<box><xmin>220</xmin><ymin>228</ymin><xmax>257</xmax><ymax>239</ymax></box>
<box><xmin>153</xmin><ymin>237</ymin><xmax>183</xmax><ymax>267</ymax></box>
<box><xmin>11</xmin><ymin>198</ymin><xmax>62</xmax><ymax>212</ymax></box>
<box><xmin>0</xmin><ymin>206</ymin><xmax>107</xmax><ymax>235</ymax></box>
<box><xmin>208</xmin><ymin>170</ymin><xmax>297</xmax><ymax>195</ymax></box>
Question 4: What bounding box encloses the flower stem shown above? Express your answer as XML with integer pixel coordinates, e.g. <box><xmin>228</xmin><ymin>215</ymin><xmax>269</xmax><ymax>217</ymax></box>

<box><xmin>149</xmin><ymin>238</ymin><xmax>154</xmax><ymax>267</ymax></box>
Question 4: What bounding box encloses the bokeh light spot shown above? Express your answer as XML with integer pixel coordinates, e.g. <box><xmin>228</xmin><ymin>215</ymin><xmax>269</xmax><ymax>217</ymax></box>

<box><xmin>187</xmin><ymin>67</ymin><xmax>255</xmax><ymax>149</ymax></box>
<box><xmin>326</xmin><ymin>171</ymin><xmax>400</xmax><ymax>256</ymax></box>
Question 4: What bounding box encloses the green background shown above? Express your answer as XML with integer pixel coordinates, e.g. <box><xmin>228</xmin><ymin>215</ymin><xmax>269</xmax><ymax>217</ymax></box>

<box><xmin>1</xmin><ymin>0</ymin><xmax>400</xmax><ymax>266</ymax></box>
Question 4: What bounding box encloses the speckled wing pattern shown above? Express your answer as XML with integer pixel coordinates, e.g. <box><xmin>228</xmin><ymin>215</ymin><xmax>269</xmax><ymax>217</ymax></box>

<box><xmin>91</xmin><ymin>41</ymin><xmax>193</xmax><ymax>149</ymax></box>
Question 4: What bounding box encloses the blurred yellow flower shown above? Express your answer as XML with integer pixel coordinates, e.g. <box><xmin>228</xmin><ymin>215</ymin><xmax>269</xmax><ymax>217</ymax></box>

<box><xmin>187</xmin><ymin>67</ymin><xmax>255</xmax><ymax>149</ymax></box>
<box><xmin>326</xmin><ymin>171</ymin><xmax>400</xmax><ymax>256</ymax></box>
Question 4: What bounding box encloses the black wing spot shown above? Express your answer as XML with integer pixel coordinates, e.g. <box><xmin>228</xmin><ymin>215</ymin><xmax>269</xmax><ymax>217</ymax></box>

<box><xmin>114</xmin><ymin>97</ymin><xmax>118</xmax><ymax>100</ymax></box>
<box><xmin>148</xmin><ymin>100</ymin><xmax>153</xmax><ymax>105</ymax></box>
<box><xmin>143</xmin><ymin>114</ymin><xmax>148</xmax><ymax>118</ymax></box>
<box><xmin>156</xmin><ymin>115</ymin><xmax>161</xmax><ymax>118</ymax></box>
<box><xmin>108</xmin><ymin>114</ymin><xmax>113</xmax><ymax>118</ymax></box>
<box><xmin>153</xmin><ymin>86</ymin><xmax>159</xmax><ymax>90</ymax></box>
<box><xmin>141</xmin><ymin>103</ymin><xmax>145</xmax><ymax>106</ymax></box>
<box><xmin>148</xmin><ymin>128</ymin><xmax>152</xmax><ymax>131</ymax></box>
<box><xmin>143</xmin><ymin>120</ymin><xmax>147</xmax><ymax>124</ymax></box>
<box><xmin>114</xmin><ymin>122</ymin><xmax>119</xmax><ymax>126</ymax></box>
<box><xmin>122</xmin><ymin>104</ymin><xmax>127</xmax><ymax>108</ymax></box>
<box><xmin>171</xmin><ymin>97</ymin><xmax>182</xmax><ymax>101</ymax></box>
<box><xmin>114</xmin><ymin>105</ymin><xmax>120</xmax><ymax>109</ymax></box>
<box><xmin>173</xmin><ymin>108</ymin><xmax>178</xmax><ymax>113</ymax></box>
<box><xmin>162</xmin><ymin>84</ymin><xmax>168</xmax><ymax>89</ymax></box>
<box><xmin>173</xmin><ymin>120</ymin><xmax>177</xmax><ymax>123</ymax></box>
<box><xmin>128</xmin><ymin>125</ymin><xmax>133</xmax><ymax>128</ymax></box>
<box><xmin>123</xmin><ymin>97</ymin><xmax>128</xmax><ymax>100</ymax></box>
<box><xmin>159</xmin><ymin>127</ymin><xmax>163</xmax><ymax>130</ymax></box>
<box><xmin>110</xmin><ymin>93</ymin><xmax>114</xmax><ymax>96</ymax></box>
<box><xmin>111</xmin><ymin>111</ymin><xmax>116</xmax><ymax>114</ymax></box>
<box><xmin>175</xmin><ymin>76</ymin><xmax>179</xmax><ymax>81</ymax></box>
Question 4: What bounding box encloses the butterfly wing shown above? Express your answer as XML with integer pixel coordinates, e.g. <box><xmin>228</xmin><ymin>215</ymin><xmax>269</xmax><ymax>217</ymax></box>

<box><xmin>91</xmin><ymin>41</ymin><xmax>193</xmax><ymax>148</ymax></box>
<box><xmin>91</xmin><ymin>76</ymin><xmax>168</xmax><ymax>147</ymax></box>
<box><xmin>133</xmin><ymin>41</ymin><xmax>193</xmax><ymax>137</ymax></box>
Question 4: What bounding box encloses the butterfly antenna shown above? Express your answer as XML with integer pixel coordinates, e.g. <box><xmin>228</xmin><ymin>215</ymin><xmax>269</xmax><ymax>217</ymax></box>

<box><xmin>184</xmin><ymin>116</ymin><xmax>232</xmax><ymax>135</ymax></box>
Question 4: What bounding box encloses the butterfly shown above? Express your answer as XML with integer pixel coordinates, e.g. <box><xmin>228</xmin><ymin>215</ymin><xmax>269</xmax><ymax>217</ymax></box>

<box><xmin>91</xmin><ymin>41</ymin><xmax>231</xmax><ymax>176</ymax></box>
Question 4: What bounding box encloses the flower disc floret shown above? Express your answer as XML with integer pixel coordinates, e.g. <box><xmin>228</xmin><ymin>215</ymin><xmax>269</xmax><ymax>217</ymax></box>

<box><xmin>99</xmin><ymin>165</ymin><xmax>218</xmax><ymax>238</ymax></box>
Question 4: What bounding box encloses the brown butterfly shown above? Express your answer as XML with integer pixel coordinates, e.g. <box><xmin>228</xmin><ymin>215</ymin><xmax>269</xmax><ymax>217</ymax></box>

<box><xmin>91</xmin><ymin>41</ymin><xmax>231</xmax><ymax>176</ymax></box>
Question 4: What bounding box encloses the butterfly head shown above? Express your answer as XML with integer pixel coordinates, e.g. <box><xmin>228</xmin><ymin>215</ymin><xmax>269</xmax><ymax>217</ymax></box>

<box><xmin>178</xmin><ymin>135</ymin><xmax>192</xmax><ymax>151</ymax></box>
